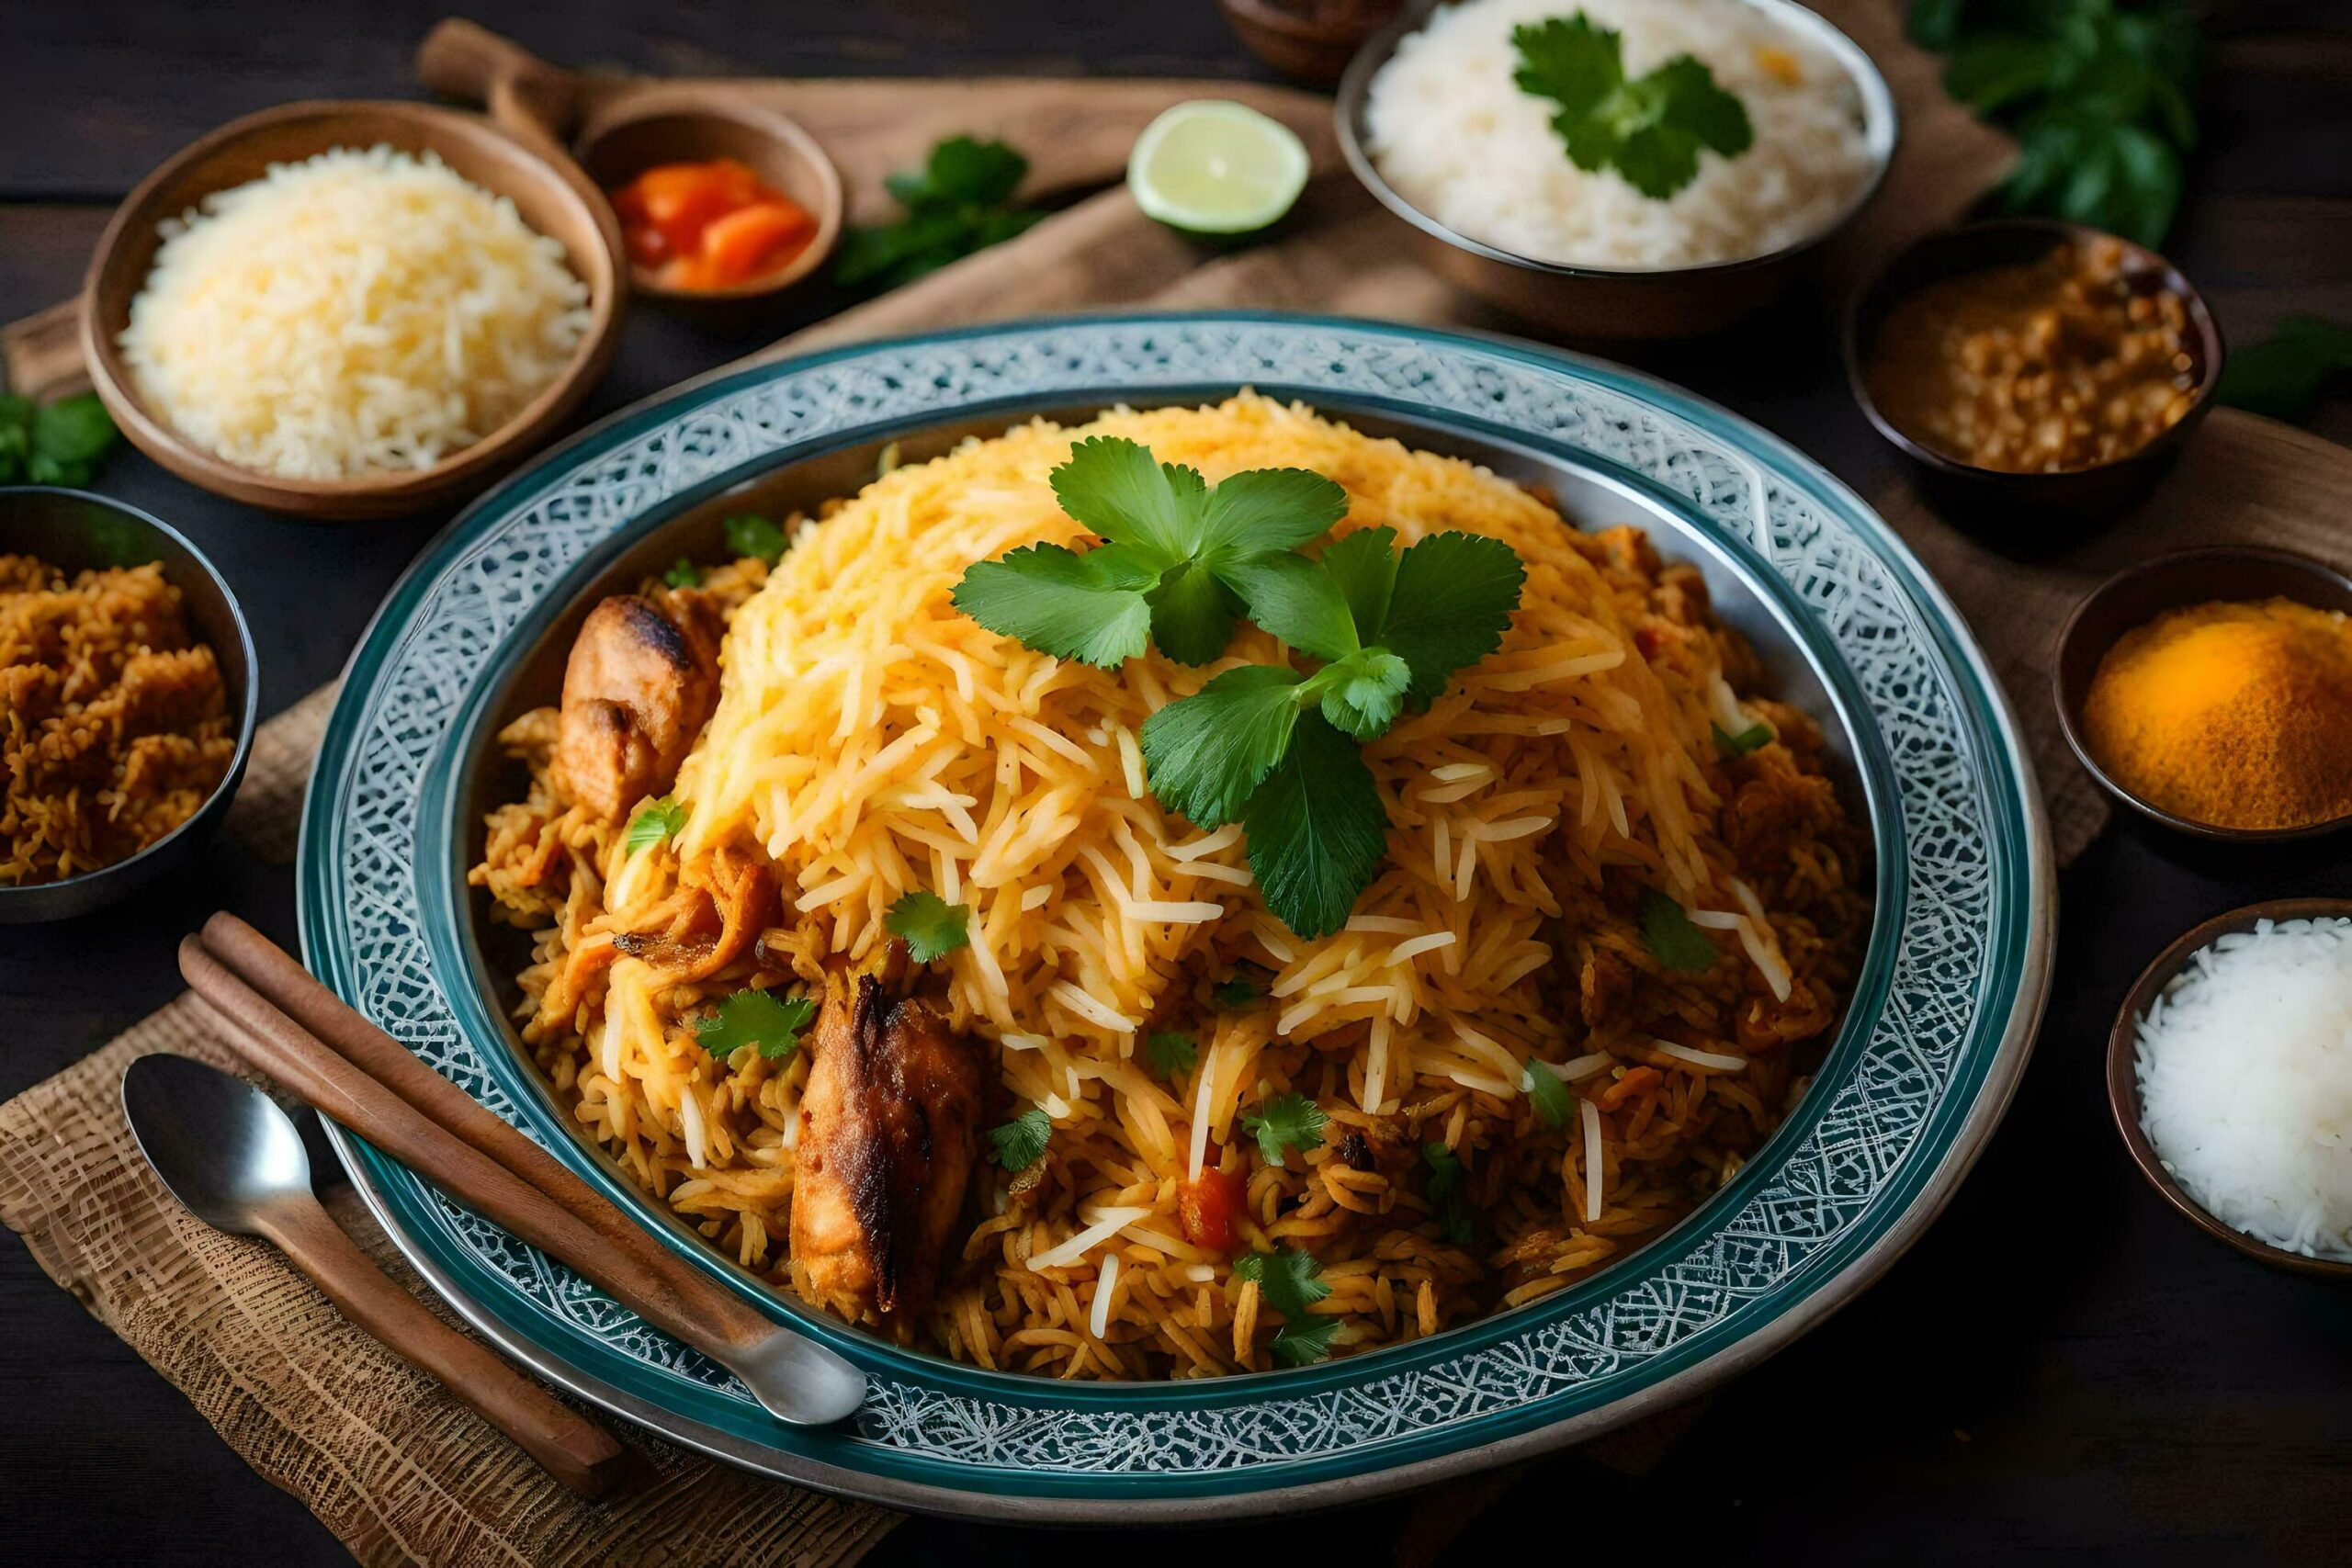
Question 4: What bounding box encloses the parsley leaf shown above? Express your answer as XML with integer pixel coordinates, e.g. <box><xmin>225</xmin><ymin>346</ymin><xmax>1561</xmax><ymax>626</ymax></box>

<box><xmin>1521</xmin><ymin>1060</ymin><xmax>1574</xmax><ymax>1129</ymax></box>
<box><xmin>1139</xmin><ymin>664</ymin><xmax>1307</xmax><ymax>828</ymax></box>
<box><xmin>1376</xmin><ymin>532</ymin><xmax>1529</xmax><ymax>704</ymax></box>
<box><xmin>1240</xmin><ymin>1091</ymin><xmax>1329</xmax><ymax>1169</ymax></box>
<box><xmin>624</xmin><ymin>795</ymin><xmax>686</xmax><ymax>855</ymax></box>
<box><xmin>1241</xmin><ymin>714</ymin><xmax>1390</xmax><ymax>942</ymax></box>
<box><xmin>1512</xmin><ymin>15</ymin><xmax>1753</xmax><ymax>200</ymax></box>
<box><xmin>952</xmin><ymin>541</ymin><xmax>1159</xmax><ymax>668</ymax></box>
<box><xmin>1269</xmin><ymin>1316</ymin><xmax>1342</xmax><ymax>1366</ymax></box>
<box><xmin>1422</xmin><ymin>1143</ymin><xmax>1477</xmax><ymax>1245</ymax></box>
<box><xmin>722</xmin><ymin>514</ymin><xmax>787</xmax><ymax>565</ymax></box>
<box><xmin>1146</xmin><ymin>1031</ymin><xmax>1199</xmax><ymax>1077</ymax></box>
<box><xmin>2216</xmin><ymin>314</ymin><xmax>2352</xmax><ymax>423</ymax></box>
<box><xmin>989</xmin><ymin>1106</ymin><xmax>1052</xmax><ymax>1171</ymax></box>
<box><xmin>1713</xmin><ymin>720</ymin><xmax>1772</xmax><ymax>757</ymax></box>
<box><xmin>1305</xmin><ymin>648</ymin><xmax>1413</xmax><ymax>741</ymax></box>
<box><xmin>694</xmin><ymin>987</ymin><xmax>819</xmax><ymax>1061</ymax></box>
<box><xmin>1235</xmin><ymin>1247</ymin><xmax>1331</xmax><ymax>1320</ymax></box>
<box><xmin>885</xmin><ymin>890</ymin><xmax>973</xmax><ymax>963</ymax></box>
<box><xmin>0</xmin><ymin>392</ymin><xmax>120</xmax><ymax>488</ymax></box>
<box><xmin>1637</xmin><ymin>888</ymin><xmax>1719</xmax><ymax>975</ymax></box>
<box><xmin>1215</xmin><ymin>970</ymin><xmax>1265</xmax><ymax>1008</ymax></box>
<box><xmin>838</xmin><ymin>135</ymin><xmax>1046</xmax><ymax>289</ymax></box>
<box><xmin>662</xmin><ymin>558</ymin><xmax>703</xmax><ymax>590</ymax></box>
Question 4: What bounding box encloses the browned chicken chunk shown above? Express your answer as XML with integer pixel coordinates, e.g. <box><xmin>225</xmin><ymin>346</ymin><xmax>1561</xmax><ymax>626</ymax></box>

<box><xmin>789</xmin><ymin>969</ymin><xmax>984</xmax><ymax>1328</ymax></box>
<box><xmin>551</xmin><ymin>589</ymin><xmax>722</xmax><ymax>822</ymax></box>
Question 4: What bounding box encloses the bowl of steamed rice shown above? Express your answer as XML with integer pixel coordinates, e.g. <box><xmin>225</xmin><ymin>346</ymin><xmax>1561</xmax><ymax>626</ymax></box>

<box><xmin>458</xmin><ymin>392</ymin><xmax>1878</xmax><ymax>1382</ymax></box>
<box><xmin>1337</xmin><ymin>0</ymin><xmax>1896</xmax><ymax>337</ymax></box>
<box><xmin>82</xmin><ymin>99</ymin><xmax>623</xmax><ymax>519</ymax></box>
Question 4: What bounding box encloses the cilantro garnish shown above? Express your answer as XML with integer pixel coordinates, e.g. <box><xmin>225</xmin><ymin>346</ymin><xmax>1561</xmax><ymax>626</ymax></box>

<box><xmin>885</xmin><ymin>890</ymin><xmax>973</xmax><ymax>963</ymax></box>
<box><xmin>954</xmin><ymin>436</ymin><xmax>1350</xmax><ymax>668</ymax></box>
<box><xmin>722</xmin><ymin>513</ymin><xmax>788</xmax><ymax>566</ymax></box>
<box><xmin>1146</xmin><ymin>1031</ymin><xmax>1199</xmax><ymax>1077</ymax></box>
<box><xmin>1214</xmin><ymin>972</ymin><xmax>1265</xmax><ymax>1008</ymax></box>
<box><xmin>0</xmin><ymin>392</ymin><xmax>119</xmax><ymax>488</ymax></box>
<box><xmin>1512</xmin><ymin>14</ymin><xmax>1753</xmax><ymax>200</ymax></box>
<box><xmin>694</xmin><ymin>987</ymin><xmax>819</xmax><ymax>1061</ymax></box>
<box><xmin>834</xmin><ymin>135</ymin><xmax>1047</xmax><ymax>290</ymax></box>
<box><xmin>662</xmin><ymin>558</ymin><xmax>703</xmax><ymax>591</ymax></box>
<box><xmin>624</xmin><ymin>795</ymin><xmax>686</xmax><ymax>855</ymax></box>
<box><xmin>1521</xmin><ymin>1061</ymin><xmax>1574</xmax><ymax>1129</ymax></box>
<box><xmin>1637</xmin><ymin>889</ymin><xmax>1719</xmax><ymax>975</ymax></box>
<box><xmin>989</xmin><ymin>1106</ymin><xmax>1052</xmax><ymax>1171</ymax></box>
<box><xmin>1713</xmin><ymin>720</ymin><xmax>1772</xmax><ymax>757</ymax></box>
<box><xmin>1240</xmin><ymin>1092</ymin><xmax>1328</xmax><ymax>1168</ymax></box>
<box><xmin>2216</xmin><ymin>315</ymin><xmax>2352</xmax><ymax>424</ymax></box>
<box><xmin>1422</xmin><ymin>1143</ymin><xmax>1477</xmax><ymax>1246</ymax></box>
<box><xmin>1236</xmin><ymin>1247</ymin><xmax>1339</xmax><ymax>1365</ymax></box>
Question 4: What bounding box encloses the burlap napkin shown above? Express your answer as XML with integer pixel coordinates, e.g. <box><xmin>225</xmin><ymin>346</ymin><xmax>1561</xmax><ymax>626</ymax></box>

<box><xmin>10</xmin><ymin>6</ymin><xmax>2350</xmax><ymax>1562</ymax></box>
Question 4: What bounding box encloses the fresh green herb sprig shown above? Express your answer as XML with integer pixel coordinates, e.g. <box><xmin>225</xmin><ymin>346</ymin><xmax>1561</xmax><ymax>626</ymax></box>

<box><xmin>1511</xmin><ymin>14</ymin><xmax>1753</xmax><ymax>200</ymax></box>
<box><xmin>1637</xmin><ymin>888</ymin><xmax>1720</xmax><ymax>975</ymax></box>
<box><xmin>989</xmin><ymin>1106</ymin><xmax>1053</xmax><ymax>1171</ymax></box>
<box><xmin>662</xmin><ymin>558</ymin><xmax>703</xmax><ymax>591</ymax></box>
<box><xmin>1147</xmin><ymin>1031</ymin><xmax>1199</xmax><ymax>1077</ymax></box>
<box><xmin>1713</xmin><ymin>720</ymin><xmax>1771</xmax><ymax>758</ymax></box>
<box><xmin>886</xmin><ymin>890</ymin><xmax>973</xmax><ymax>963</ymax></box>
<box><xmin>2215</xmin><ymin>315</ymin><xmax>2352</xmax><ymax>424</ymax></box>
<box><xmin>695</xmin><ymin>987</ymin><xmax>819</xmax><ymax>1062</ymax></box>
<box><xmin>1235</xmin><ymin>1247</ymin><xmax>1340</xmax><ymax>1365</ymax></box>
<box><xmin>1521</xmin><ymin>1060</ymin><xmax>1574</xmax><ymax>1129</ymax></box>
<box><xmin>723</xmin><ymin>513</ymin><xmax>788</xmax><ymax>566</ymax></box>
<box><xmin>624</xmin><ymin>795</ymin><xmax>686</xmax><ymax>855</ymax></box>
<box><xmin>1240</xmin><ymin>1091</ymin><xmax>1328</xmax><ymax>1169</ymax></box>
<box><xmin>1421</xmin><ymin>1143</ymin><xmax>1477</xmax><ymax>1246</ymax></box>
<box><xmin>0</xmin><ymin>392</ymin><xmax>119</xmax><ymax>488</ymax></box>
<box><xmin>835</xmin><ymin>135</ymin><xmax>1048</xmax><ymax>290</ymax></box>
<box><xmin>1214</xmin><ymin>972</ymin><xmax>1265</xmax><ymax>1008</ymax></box>
<box><xmin>1908</xmin><ymin>0</ymin><xmax>2200</xmax><ymax>246</ymax></box>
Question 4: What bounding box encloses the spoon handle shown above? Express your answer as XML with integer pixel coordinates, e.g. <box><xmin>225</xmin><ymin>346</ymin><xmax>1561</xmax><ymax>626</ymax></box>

<box><xmin>254</xmin><ymin>1192</ymin><xmax>633</xmax><ymax>1499</ymax></box>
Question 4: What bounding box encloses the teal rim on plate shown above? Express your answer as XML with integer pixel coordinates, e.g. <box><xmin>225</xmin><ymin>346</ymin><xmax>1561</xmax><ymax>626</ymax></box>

<box><xmin>300</xmin><ymin>313</ymin><xmax>2053</xmax><ymax>1520</ymax></box>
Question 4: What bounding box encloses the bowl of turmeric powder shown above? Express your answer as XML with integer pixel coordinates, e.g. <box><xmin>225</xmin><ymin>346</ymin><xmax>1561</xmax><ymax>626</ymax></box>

<box><xmin>2055</xmin><ymin>547</ymin><xmax>2352</xmax><ymax>840</ymax></box>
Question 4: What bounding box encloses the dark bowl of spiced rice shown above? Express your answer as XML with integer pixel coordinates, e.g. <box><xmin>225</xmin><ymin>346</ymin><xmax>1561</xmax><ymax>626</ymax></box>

<box><xmin>1</xmin><ymin>488</ymin><xmax>256</xmax><ymax>922</ymax></box>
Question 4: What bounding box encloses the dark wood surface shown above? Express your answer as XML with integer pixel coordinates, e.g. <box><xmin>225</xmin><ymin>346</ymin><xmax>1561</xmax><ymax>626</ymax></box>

<box><xmin>6</xmin><ymin>4</ymin><xmax>2352</xmax><ymax>1563</ymax></box>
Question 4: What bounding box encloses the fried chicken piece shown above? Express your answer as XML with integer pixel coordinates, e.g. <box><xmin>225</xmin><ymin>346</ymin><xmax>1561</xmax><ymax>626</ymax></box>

<box><xmin>789</xmin><ymin>967</ymin><xmax>984</xmax><ymax>1329</ymax></box>
<box><xmin>550</xmin><ymin>589</ymin><xmax>722</xmax><ymax>822</ymax></box>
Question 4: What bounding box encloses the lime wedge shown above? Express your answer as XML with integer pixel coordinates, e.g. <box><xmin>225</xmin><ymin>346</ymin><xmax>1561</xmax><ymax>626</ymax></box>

<box><xmin>1128</xmin><ymin>100</ymin><xmax>1310</xmax><ymax>236</ymax></box>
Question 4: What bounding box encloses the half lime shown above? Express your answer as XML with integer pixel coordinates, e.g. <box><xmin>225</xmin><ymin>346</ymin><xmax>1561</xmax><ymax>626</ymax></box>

<box><xmin>1127</xmin><ymin>100</ymin><xmax>1310</xmax><ymax>237</ymax></box>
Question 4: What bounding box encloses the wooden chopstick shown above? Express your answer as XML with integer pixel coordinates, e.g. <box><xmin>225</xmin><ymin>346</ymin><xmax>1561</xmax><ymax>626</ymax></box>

<box><xmin>176</xmin><ymin>931</ymin><xmax>790</xmax><ymax>1381</ymax></box>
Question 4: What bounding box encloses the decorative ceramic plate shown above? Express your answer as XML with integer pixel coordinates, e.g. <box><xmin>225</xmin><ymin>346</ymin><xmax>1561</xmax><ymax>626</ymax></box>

<box><xmin>301</xmin><ymin>313</ymin><xmax>2052</xmax><ymax>1521</ymax></box>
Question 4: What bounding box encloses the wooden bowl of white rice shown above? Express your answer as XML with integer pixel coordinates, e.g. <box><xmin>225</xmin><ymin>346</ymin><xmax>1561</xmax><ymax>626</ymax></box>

<box><xmin>82</xmin><ymin>99</ymin><xmax>625</xmax><ymax>519</ymax></box>
<box><xmin>2110</xmin><ymin>899</ymin><xmax>2352</xmax><ymax>1280</ymax></box>
<box><xmin>1337</xmin><ymin>0</ymin><xmax>1896</xmax><ymax>338</ymax></box>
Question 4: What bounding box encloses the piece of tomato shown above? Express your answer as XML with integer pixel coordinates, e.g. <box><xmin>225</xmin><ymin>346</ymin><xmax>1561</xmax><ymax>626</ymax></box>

<box><xmin>1177</xmin><ymin>1160</ymin><xmax>1247</xmax><ymax>1254</ymax></box>
<box><xmin>612</xmin><ymin>158</ymin><xmax>764</xmax><ymax>265</ymax></box>
<box><xmin>695</xmin><ymin>199</ymin><xmax>815</xmax><ymax>287</ymax></box>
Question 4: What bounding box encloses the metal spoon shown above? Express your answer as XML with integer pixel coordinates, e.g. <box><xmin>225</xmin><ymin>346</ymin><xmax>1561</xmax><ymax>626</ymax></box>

<box><xmin>121</xmin><ymin>1053</ymin><xmax>633</xmax><ymax>1498</ymax></box>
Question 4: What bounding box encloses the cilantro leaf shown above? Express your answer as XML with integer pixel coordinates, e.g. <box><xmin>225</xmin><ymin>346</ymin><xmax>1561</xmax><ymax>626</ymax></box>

<box><xmin>1215</xmin><ymin>970</ymin><xmax>1265</xmax><ymax>1008</ymax></box>
<box><xmin>887</xmin><ymin>889</ymin><xmax>973</xmax><ymax>962</ymax></box>
<box><xmin>1270</xmin><ymin>1317</ymin><xmax>1341</xmax><ymax>1366</ymax></box>
<box><xmin>1139</xmin><ymin>664</ymin><xmax>1307</xmax><ymax>828</ymax></box>
<box><xmin>1239</xmin><ymin>1091</ymin><xmax>1329</xmax><ymax>1169</ymax></box>
<box><xmin>1377</xmin><ymin>533</ymin><xmax>1527</xmax><ymax>704</ymax></box>
<box><xmin>1221</xmin><ymin>551</ymin><xmax>1360</xmax><ymax>662</ymax></box>
<box><xmin>1521</xmin><ymin>1060</ymin><xmax>1574</xmax><ymax>1129</ymax></box>
<box><xmin>1234</xmin><ymin>1247</ymin><xmax>1331</xmax><ymax>1320</ymax></box>
<box><xmin>1146</xmin><ymin>1031</ymin><xmax>1199</xmax><ymax>1077</ymax></box>
<box><xmin>29</xmin><ymin>394</ymin><xmax>119</xmax><ymax>485</ymax></box>
<box><xmin>1513</xmin><ymin>17</ymin><xmax>1753</xmax><ymax>200</ymax></box>
<box><xmin>901</xmin><ymin>134</ymin><xmax>1029</xmax><ymax>208</ymax></box>
<box><xmin>1050</xmin><ymin>436</ymin><xmax>1204</xmax><ymax>564</ymax></box>
<box><xmin>1143</xmin><ymin>558</ymin><xmax>1242</xmax><ymax>665</ymax></box>
<box><xmin>952</xmin><ymin>541</ymin><xmax>1158</xmax><ymax>668</ymax></box>
<box><xmin>1713</xmin><ymin>720</ymin><xmax>1772</xmax><ymax>757</ymax></box>
<box><xmin>1422</xmin><ymin>1143</ymin><xmax>1476</xmax><ymax>1245</ymax></box>
<box><xmin>723</xmin><ymin>514</ymin><xmax>788</xmax><ymax>565</ymax></box>
<box><xmin>989</xmin><ymin>1106</ymin><xmax>1052</xmax><ymax>1171</ymax></box>
<box><xmin>1241</xmin><ymin>714</ymin><xmax>1390</xmax><ymax>941</ymax></box>
<box><xmin>1306</xmin><ymin>648</ymin><xmax>1412</xmax><ymax>741</ymax></box>
<box><xmin>662</xmin><ymin>558</ymin><xmax>703</xmax><ymax>590</ymax></box>
<box><xmin>1193</xmin><ymin>468</ymin><xmax>1352</xmax><ymax>558</ymax></box>
<box><xmin>1318</xmin><ymin>526</ymin><xmax>1400</xmax><ymax>641</ymax></box>
<box><xmin>1637</xmin><ymin>888</ymin><xmax>1719</xmax><ymax>975</ymax></box>
<box><xmin>2216</xmin><ymin>315</ymin><xmax>2352</xmax><ymax>423</ymax></box>
<box><xmin>694</xmin><ymin>987</ymin><xmax>819</xmax><ymax>1061</ymax></box>
<box><xmin>838</xmin><ymin>135</ymin><xmax>1045</xmax><ymax>289</ymax></box>
<box><xmin>624</xmin><ymin>795</ymin><xmax>686</xmax><ymax>855</ymax></box>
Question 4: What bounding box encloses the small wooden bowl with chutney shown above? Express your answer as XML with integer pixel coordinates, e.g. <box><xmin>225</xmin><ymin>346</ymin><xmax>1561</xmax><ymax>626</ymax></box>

<box><xmin>1845</xmin><ymin>219</ymin><xmax>2224</xmax><ymax>528</ymax></box>
<box><xmin>2052</xmin><ymin>546</ymin><xmax>2352</xmax><ymax>842</ymax></box>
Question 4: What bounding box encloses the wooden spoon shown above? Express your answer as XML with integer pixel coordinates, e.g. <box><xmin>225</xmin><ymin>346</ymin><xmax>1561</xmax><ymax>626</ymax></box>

<box><xmin>418</xmin><ymin>19</ymin><xmax>842</xmax><ymax>305</ymax></box>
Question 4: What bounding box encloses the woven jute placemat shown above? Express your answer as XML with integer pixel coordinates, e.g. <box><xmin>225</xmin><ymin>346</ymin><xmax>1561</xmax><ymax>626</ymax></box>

<box><xmin>10</xmin><ymin>6</ymin><xmax>2352</xmax><ymax>1562</ymax></box>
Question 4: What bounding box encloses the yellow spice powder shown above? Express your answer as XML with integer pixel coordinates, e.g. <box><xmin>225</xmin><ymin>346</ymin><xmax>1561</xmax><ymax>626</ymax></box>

<box><xmin>2082</xmin><ymin>597</ymin><xmax>2352</xmax><ymax>831</ymax></box>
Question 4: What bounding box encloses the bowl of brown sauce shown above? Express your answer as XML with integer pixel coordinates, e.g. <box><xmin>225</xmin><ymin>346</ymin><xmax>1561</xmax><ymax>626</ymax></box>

<box><xmin>1845</xmin><ymin>219</ymin><xmax>2222</xmax><ymax>528</ymax></box>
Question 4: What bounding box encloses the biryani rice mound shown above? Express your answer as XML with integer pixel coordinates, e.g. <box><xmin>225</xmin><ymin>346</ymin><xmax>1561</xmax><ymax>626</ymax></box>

<box><xmin>2</xmin><ymin>554</ymin><xmax>235</xmax><ymax>886</ymax></box>
<box><xmin>472</xmin><ymin>395</ymin><xmax>1869</xmax><ymax>1379</ymax></box>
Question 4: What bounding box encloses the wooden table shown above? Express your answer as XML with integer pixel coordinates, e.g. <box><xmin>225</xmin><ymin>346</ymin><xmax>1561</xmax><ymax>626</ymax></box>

<box><xmin>6</xmin><ymin>4</ymin><xmax>2351</xmax><ymax>1562</ymax></box>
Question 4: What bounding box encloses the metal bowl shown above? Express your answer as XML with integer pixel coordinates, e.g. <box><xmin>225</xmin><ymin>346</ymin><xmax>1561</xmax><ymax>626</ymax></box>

<box><xmin>1333</xmin><ymin>0</ymin><xmax>1899</xmax><ymax>339</ymax></box>
<box><xmin>0</xmin><ymin>488</ymin><xmax>258</xmax><ymax>921</ymax></box>
<box><xmin>1845</xmin><ymin>218</ymin><xmax>2224</xmax><ymax>531</ymax></box>
<box><xmin>2052</xmin><ymin>546</ymin><xmax>2352</xmax><ymax>843</ymax></box>
<box><xmin>2108</xmin><ymin>897</ymin><xmax>2352</xmax><ymax>1280</ymax></box>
